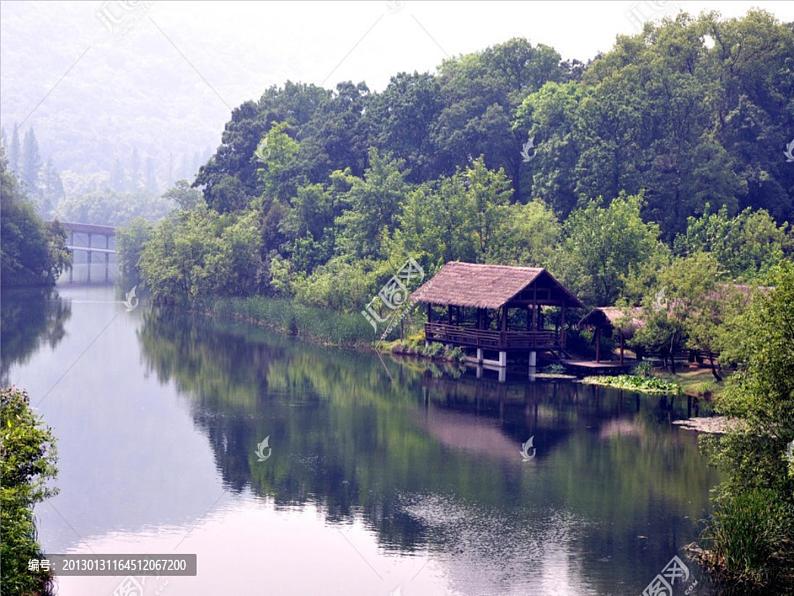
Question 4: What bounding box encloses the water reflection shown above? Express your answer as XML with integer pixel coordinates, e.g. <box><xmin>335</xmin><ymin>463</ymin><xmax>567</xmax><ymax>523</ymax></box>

<box><xmin>1</xmin><ymin>288</ymin><xmax>71</xmax><ymax>385</ymax></box>
<box><xmin>137</xmin><ymin>310</ymin><xmax>719</xmax><ymax>593</ymax></box>
<box><xmin>3</xmin><ymin>288</ymin><xmax>720</xmax><ymax>595</ymax></box>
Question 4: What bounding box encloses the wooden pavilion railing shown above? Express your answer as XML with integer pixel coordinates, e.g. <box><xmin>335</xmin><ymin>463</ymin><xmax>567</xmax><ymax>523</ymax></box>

<box><xmin>424</xmin><ymin>322</ymin><xmax>558</xmax><ymax>351</ymax></box>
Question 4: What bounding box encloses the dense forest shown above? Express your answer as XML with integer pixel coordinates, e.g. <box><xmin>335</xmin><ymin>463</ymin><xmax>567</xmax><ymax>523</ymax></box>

<box><xmin>126</xmin><ymin>10</ymin><xmax>792</xmax><ymax>313</ymax></box>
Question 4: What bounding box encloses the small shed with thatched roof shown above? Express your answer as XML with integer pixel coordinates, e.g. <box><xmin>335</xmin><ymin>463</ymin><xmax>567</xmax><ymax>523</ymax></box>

<box><xmin>579</xmin><ymin>307</ymin><xmax>644</xmax><ymax>363</ymax></box>
<box><xmin>410</xmin><ymin>261</ymin><xmax>583</xmax><ymax>367</ymax></box>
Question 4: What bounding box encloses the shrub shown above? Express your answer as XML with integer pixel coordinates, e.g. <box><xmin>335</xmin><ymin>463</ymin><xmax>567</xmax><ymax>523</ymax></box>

<box><xmin>0</xmin><ymin>387</ymin><xmax>58</xmax><ymax>596</ymax></box>
<box><xmin>581</xmin><ymin>374</ymin><xmax>679</xmax><ymax>394</ymax></box>
<box><xmin>703</xmin><ymin>488</ymin><xmax>794</xmax><ymax>588</ymax></box>
<box><xmin>633</xmin><ymin>361</ymin><xmax>653</xmax><ymax>377</ymax></box>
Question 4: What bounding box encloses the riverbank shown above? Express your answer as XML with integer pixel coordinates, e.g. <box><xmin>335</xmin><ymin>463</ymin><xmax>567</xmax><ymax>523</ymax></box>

<box><xmin>208</xmin><ymin>296</ymin><xmax>375</xmax><ymax>347</ymax></box>
<box><xmin>379</xmin><ymin>336</ymin><xmax>466</xmax><ymax>363</ymax></box>
<box><xmin>672</xmin><ymin>416</ymin><xmax>742</xmax><ymax>434</ymax></box>
<box><xmin>652</xmin><ymin>368</ymin><xmax>725</xmax><ymax>399</ymax></box>
<box><xmin>206</xmin><ymin>298</ymin><xmax>731</xmax><ymax>398</ymax></box>
<box><xmin>580</xmin><ymin>365</ymin><xmax>726</xmax><ymax>399</ymax></box>
<box><xmin>206</xmin><ymin>296</ymin><xmax>468</xmax><ymax>365</ymax></box>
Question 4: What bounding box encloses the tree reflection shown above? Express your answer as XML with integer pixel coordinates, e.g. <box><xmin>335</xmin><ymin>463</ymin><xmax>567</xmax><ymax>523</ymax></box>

<box><xmin>1</xmin><ymin>288</ymin><xmax>71</xmax><ymax>385</ymax></box>
<box><xmin>137</xmin><ymin>310</ymin><xmax>720</xmax><ymax>592</ymax></box>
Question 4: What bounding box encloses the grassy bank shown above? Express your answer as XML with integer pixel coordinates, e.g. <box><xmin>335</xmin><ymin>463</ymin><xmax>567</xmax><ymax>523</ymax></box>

<box><xmin>209</xmin><ymin>296</ymin><xmax>377</xmax><ymax>347</ymax></box>
<box><xmin>652</xmin><ymin>368</ymin><xmax>725</xmax><ymax>399</ymax></box>
<box><xmin>379</xmin><ymin>334</ymin><xmax>466</xmax><ymax>363</ymax></box>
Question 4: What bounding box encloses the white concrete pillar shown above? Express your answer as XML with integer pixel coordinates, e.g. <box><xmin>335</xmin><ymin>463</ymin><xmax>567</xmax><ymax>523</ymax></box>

<box><xmin>498</xmin><ymin>367</ymin><xmax>506</xmax><ymax>383</ymax></box>
<box><xmin>498</xmin><ymin>351</ymin><xmax>507</xmax><ymax>367</ymax></box>
<box><xmin>529</xmin><ymin>351</ymin><xmax>537</xmax><ymax>367</ymax></box>
<box><xmin>476</xmin><ymin>348</ymin><xmax>484</xmax><ymax>363</ymax></box>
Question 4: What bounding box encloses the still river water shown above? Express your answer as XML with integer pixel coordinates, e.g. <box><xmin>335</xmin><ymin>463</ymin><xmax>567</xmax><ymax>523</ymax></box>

<box><xmin>2</xmin><ymin>285</ymin><xmax>720</xmax><ymax>596</ymax></box>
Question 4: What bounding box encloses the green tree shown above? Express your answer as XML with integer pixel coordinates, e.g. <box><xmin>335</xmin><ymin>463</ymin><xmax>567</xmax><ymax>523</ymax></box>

<box><xmin>20</xmin><ymin>127</ymin><xmax>42</xmax><ymax>200</ymax></box>
<box><xmin>253</xmin><ymin>121</ymin><xmax>302</xmax><ymax>202</ymax></box>
<box><xmin>117</xmin><ymin>217</ymin><xmax>154</xmax><ymax>284</ymax></box>
<box><xmin>195</xmin><ymin>82</ymin><xmax>330</xmax><ymax>208</ymax></box>
<box><xmin>1</xmin><ymin>150</ymin><xmax>71</xmax><ymax>287</ymax></box>
<box><xmin>513</xmin><ymin>81</ymin><xmax>586</xmax><ymax>216</ymax></box>
<box><xmin>393</xmin><ymin>158</ymin><xmax>513</xmax><ymax>266</ymax></box>
<box><xmin>0</xmin><ymin>387</ymin><xmax>58</xmax><ymax>596</ymax></box>
<box><xmin>139</xmin><ymin>205</ymin><xmax>267</xmax><ymax>304</ymax></box>
<box><xmin>163</xmin><ymin>179</ymin><xmax>204</xmax><ymax>211</ymax></box>
<box><xmin>8</xmin><ymin>123</ymin><xmax>21</xmax><ymax>175</ymax></box>
<box><xmin>334</xmin><ymin>148</ymin><xmax>409</xmax><ymax>260</ymax></box>
<box><xmin>364</xmin><ymin>72</ymin><xmax>442</xmax><ymax>182</ymax></box>
<box><xmin>487</xmin><ymin>199</ymin><xmax>561</xmax><ymax>266</ymax></box>
<box><xmin>701</xmin><ymin>262</ymin><xmax>794</xmax><ymax>589</ymax></box>
<box><xmin>432</xmin><ymin>38</ymin><xmax>567</xmax><ymax>200</ymax></box>
<box><xmin>674</xmin><ymin>205</ymin><xmax>792</xmax><ymax>279</ymax></box>
<box><xmin>42</xmin><ymin>158</ymin><xmax>65</xmax><ymax>212</ymax></box>
<box><xmin>554</xmin><ymin>192</ymin><xmax>663</xmax><ymax>305</ymax></box>
<box><xmin>635</xmin><ymin>252</ymin><xmax>727</xmax><ymax>378</ymax></box>
<box><xmin>298</xmin><ymin>81</ymin><xmax>371</xmax><ymax>179</ymax></box>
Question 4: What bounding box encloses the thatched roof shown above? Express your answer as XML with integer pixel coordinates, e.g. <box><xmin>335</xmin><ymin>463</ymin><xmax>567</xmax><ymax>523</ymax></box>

<box><xmin>410</xmin><ymin>261</ymin><xmax>583</xmax><ymax>309</ymax></box>
<box><xmin>579</xmin><ymin>307</ymin><xmax>644</xmax><ymax>337</ymax></box>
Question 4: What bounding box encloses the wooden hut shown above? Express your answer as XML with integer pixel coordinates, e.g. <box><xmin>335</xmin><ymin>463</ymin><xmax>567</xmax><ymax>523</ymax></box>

<box><xmin>410</xmin><ymin>262</ymin><xmax>583</xmax><ymax>367</ymax></box>
<box><xmin>578</xmin><ymin>307</ymin><xmax>644</xmax><ymax>364</ymax></box>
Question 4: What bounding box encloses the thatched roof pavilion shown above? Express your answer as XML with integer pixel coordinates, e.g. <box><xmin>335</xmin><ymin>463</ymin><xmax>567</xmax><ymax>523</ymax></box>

<box><xmin>410</xmin><ymin>262</ymin><xmax>583</xmax><ymax>366</ymax></box>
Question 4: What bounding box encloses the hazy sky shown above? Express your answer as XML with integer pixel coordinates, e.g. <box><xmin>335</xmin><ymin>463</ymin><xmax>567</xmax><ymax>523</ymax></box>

<box><xmin>2</xmin><ymin>1</ymin><xmax>793</xmax><ymax>178</ymax></box>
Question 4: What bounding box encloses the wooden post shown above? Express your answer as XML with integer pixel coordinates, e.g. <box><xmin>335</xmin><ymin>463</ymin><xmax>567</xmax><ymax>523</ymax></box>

<box><xmin>619</xmin><ymin>331</ymin><xmax>625</xmax><ymax>365</ymax></box>
<box><xmin>595</xmin><ymin>327</ymin><xmax>601</xmax><ymax>363</ymax></box>
<box><xmin>447</xmin><ymin>305</ymin><xmax>453</xmax><ymax>324</ymax></box>
<box><xmin>532</xmin><ymin>286</ymin><xmax>538</xmax><ymax>330</ymax></box>
<box><xmin>501</xmin><ymin>307</ymin><xmax>507</xmax><ymax>331</ymax></box>
<box><xmin>560</xmin><ymin>305</ymin><xmax>567</xmax><ymax>349</ymax></box>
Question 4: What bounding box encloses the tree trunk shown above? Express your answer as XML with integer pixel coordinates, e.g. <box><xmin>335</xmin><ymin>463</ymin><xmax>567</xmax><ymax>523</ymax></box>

<box><xmin>669</xmin><ymin>334</ymin><xmax>677</xmax><ymax>374</ymax></box>
<box><xmin>709</xmin><ymin>353</ymin><xmax>722</xmax><ymax>382</ymax></box>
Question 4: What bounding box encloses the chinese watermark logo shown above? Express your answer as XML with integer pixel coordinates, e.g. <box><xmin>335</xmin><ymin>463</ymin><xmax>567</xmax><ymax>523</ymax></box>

<box><xmin>255</xmin><ymin>436</ymin><xmax>272</xmax><ymax>462</ymax></box>
<box><xmin>385</xmin><ymin>0</ymin><xmax>404</xmax><ymax>14</ymax></box>
<box><xmin>96</xmin><ymin>1</ymin><xmax>153</xmax><ymax>36</ymax></box>
<box><xmin>520</xmin><ymin>136</ymin><xmax>535</xmax><ymax>163</ymax></box>
<box><xmin>362</xmin><ymin>257</ymin><xmax>425</xmax><ymax>340</ymax></box>
<box><xmin>123</xmin><ymin>285</ymin><xmax>139</xmax><ymax>312</ymax></box>
<box><xmin>113</xmin><ymin>575</ymin><xmax>169</xmax><ymax>596</ymax></box>
<box><xmin>113</xmin><ymin>576</ymin><xmax>143</xmax><ymax>596</ymax></box>
<box><xmin>784</xmin><ymin>139</ymin><xmax>794</xmax><ymax>163</ymax></box>
<box><xmin>641</xmin><ymin>554</ymin><xmax>696</xmax><ymax>596</ymax></box>
<box><xmin>625</xmin><ymin>1</ymin><xmax>678</xmax><ymax>33</ymax></box>
<box><xmin>520</xmin><ymin>436</ymin><xmax>536</xmax><ymax>461</ymax></box>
